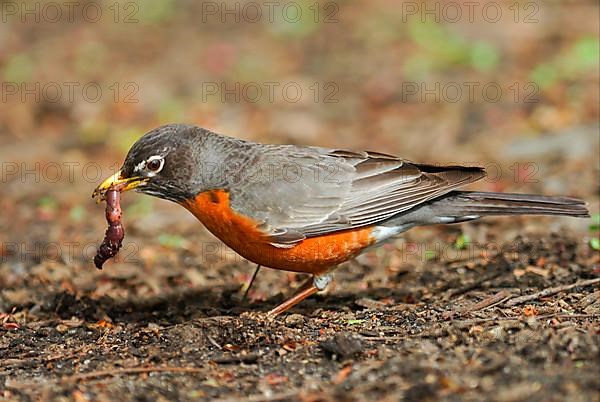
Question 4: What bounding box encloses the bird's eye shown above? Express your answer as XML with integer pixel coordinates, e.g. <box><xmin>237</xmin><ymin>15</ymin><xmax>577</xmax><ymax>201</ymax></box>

<box><xmin>146</xmin><ymin>156</ymin><xmax>164</xmax><ymax>173</ymax></box>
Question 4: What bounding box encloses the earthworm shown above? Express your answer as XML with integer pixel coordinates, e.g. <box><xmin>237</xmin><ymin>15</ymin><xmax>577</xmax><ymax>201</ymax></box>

<box><xmin>94</xmin><ymin>189</ymin><xmax>124</xmax><ymax>269</ymax></box>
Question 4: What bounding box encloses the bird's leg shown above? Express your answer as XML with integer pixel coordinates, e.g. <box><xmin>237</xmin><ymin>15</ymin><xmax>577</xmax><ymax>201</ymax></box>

<box><xmin>241</xmin><ymin>264</ymin><xmax>261</xmax><ymax>302</ymax></box>
<box><xmin>267</xmin><ymin>273</ymin><xmax>333</xmax><ymax>317</ymax></box>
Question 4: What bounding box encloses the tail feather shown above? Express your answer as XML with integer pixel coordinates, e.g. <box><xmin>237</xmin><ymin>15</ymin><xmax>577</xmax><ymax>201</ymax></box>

<box><xmin>433</xmin><ymin>191</ymin><xmax>590</xmax><ymax>218</ymax></box>
<box><xmin>374</xmin><ymin>190</ymin><xmax>589</xmax><ymax>240</ymax></box>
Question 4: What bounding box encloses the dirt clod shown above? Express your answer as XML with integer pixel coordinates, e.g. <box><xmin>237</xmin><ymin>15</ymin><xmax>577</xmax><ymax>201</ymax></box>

<box><xmin>320</xmin><ymin>332</ymin><xmax>364</xmax><ymax>360</ymax></box>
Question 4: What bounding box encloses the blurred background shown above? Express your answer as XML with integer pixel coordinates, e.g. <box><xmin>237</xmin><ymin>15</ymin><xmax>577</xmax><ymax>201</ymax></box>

<box><xmin>0</xmin><ymin>0</ymin><xmax>598</xmax><ymax>300</ymax></box>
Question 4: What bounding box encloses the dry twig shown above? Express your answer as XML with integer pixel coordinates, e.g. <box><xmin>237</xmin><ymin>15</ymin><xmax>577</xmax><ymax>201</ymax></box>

<box><xmin>505</xmin><ymin>278</ymin><xmax>600</xmax><ymax>307</ymax></box>
<box><xmin>464</xmin><ymin>290</ymin><xmax>512</xmax><ymax>312</ymax></box>
<box><xmin>62</xmin><ymin>366</ymin><xmax>206</xmax><ymax>383</ymax></box>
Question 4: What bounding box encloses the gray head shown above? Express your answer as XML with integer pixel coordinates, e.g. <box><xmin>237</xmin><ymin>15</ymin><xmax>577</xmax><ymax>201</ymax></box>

<box><xmin>94</xmin><ymin>124</ymin><xmax>226</xmax><ymax>203</ymax></box>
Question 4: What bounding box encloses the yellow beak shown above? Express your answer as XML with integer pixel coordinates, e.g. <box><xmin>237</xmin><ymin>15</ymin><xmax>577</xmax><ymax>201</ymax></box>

<box><xmin>92</xmin><ymin>170</ymin><xmax>147</xmax><ymax>202</ymax></box>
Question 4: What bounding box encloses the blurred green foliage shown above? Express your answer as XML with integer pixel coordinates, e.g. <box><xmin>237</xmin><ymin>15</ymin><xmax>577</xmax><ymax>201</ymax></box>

<box><xmin>404</xmin><ymin>20</ymin><xmax>499</xmax><ymax>78</ymax></box>
<box><xmin>531</xmin><ymin>36</ymin><xmax>599</xmax><ymax>89</ymax></box>
<box><xmin>267</xmin><ymin>0</ymin><xmax>321</xmax><ymax>37</ymax></box>
<box><xmin>454</xmin><ymin>233</ymin><xmax>471</xmax><ymax>250</ymax></box>
<box><xmin>158</xmin><ymin>233</ymin><xmax>188</xmax><ymax>249</ymax></box>
<box><xmin>69</xmin><ymin>205</ymin><xmax>86</xmax><ymax>222</ymax></box>
<box><xmin>75</xmin><ymin>41</ymin><xmax>108</xmax><ymax>75</ymax></box>
<box><xmin>589</xmin><ymin>214</ymin><xmax>600</xmax><ymax>232</ymax></box>
<box><xmin>424</xmin><ymin>250</ymin><xmax>437</xmax><ymax>260</ymax></box>
<box><xmin>125</xmin><ymin>197</ymin><xmax>154</xmax><ymax>218</ymax></box>
<box><xmin>3</xmin><ymin>53</ymin><xmax>33</xmax><ymax>82</ymax></box>
<box><xmin>79</xmin><ymin>121</ymin><xmax>110</xmax><ymax>145</ymax></box>
<box><xmin>469</xmin><ymin>42</ymin><xmax>500</xmax><ymax>72</ymax></box>
<box><xmin>37</xmin><ymin>196</ymin><xmax>58</xmax><ymax>210</ymax></box>
<box><xmin>114</xmin><ymin>127</ymin><xmax>146</xmax><ymax>154</ymax></box>
<box><xmin>158</xmin><ymin>98</ymin><xmax>186</xmax><ymax>125</ymax></box>
<box><xmin>136</xmin><ymin>0</ymin><xmax>176</xmax><ymax>23</ymax></box>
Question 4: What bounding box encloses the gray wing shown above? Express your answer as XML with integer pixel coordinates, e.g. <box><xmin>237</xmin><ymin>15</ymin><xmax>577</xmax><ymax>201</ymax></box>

<box><xmin>228</xmin><ymin>145</ymin><xmax>485</xmax><ymax>247</ymax></box>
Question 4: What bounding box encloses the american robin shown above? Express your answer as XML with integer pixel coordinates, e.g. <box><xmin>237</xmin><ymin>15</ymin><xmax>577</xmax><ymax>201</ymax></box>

<box><xmin>92</xmin><ymin>124</ymin><xmax>589</xmax><ymax>316</ymax></box>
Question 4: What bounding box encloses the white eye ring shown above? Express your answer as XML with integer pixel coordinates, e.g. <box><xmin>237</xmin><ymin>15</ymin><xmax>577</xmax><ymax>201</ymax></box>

<box><xmin>145</xmin><ymin>155</ymin><xmax>165</xmax><ymax>174</ymax></box>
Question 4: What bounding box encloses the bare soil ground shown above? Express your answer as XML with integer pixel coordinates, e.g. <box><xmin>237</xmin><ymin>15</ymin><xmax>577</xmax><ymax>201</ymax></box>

<box><xmin>1</xmin><ymin>216</ymin><xmax>598</xmax><ymax>401</ymax></box>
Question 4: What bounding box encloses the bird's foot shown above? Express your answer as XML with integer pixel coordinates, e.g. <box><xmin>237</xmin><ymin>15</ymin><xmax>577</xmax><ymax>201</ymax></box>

<box><xmin>267</xmin><ymin>273</ymin><xmax>333</xmax><ymax>317</ymax></box>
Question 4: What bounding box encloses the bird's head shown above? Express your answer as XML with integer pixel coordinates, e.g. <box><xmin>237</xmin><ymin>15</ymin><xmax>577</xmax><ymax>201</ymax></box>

<box><xmin>92</xmin><ymin>124</ymin><xmax>203</xmax><ymax>203</ymax></box>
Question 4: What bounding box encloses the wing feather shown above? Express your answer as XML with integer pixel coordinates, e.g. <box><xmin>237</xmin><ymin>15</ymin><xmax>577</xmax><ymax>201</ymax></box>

<box><xmin>228</xmin><ymin>145</ymin><xmax>485</xmax><ymax>245</ymax></box>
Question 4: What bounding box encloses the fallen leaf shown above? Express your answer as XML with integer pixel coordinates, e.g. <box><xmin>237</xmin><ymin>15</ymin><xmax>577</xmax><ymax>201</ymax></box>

<box><xmin>265</xmin><ymin>373</ymin><xmax>288</xmax><ymax>385</ymax></box>
<box><xmin>523</xmin><ymin>305</ymin><xmax>539</xmax><ymax>316</ymax></box>
<box><xmin>525</xmin><ymin>266</ymin><xmax>549</xmax><ymax>277</ymax></box>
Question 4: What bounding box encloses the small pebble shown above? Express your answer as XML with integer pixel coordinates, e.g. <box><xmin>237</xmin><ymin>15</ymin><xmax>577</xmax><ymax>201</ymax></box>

<box><xmin>284</xmin><ymin>313</ymin><xmax>305</xmax><ymax>327</ymax></box>
<box><xmin>320</xmin><ymin>332</ymin><xmax>363</xmax><ymax>360</ymax></box>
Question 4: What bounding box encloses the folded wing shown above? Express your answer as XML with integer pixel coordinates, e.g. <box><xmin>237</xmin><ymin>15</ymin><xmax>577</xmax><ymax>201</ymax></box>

<box><xmin>228</xmin><ymin>145</ymin><xmax>485</xmax><ymax>246</ymax></box>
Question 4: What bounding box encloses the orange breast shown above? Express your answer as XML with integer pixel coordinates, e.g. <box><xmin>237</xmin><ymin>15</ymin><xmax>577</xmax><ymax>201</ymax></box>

<box><xmin>182</xmin><ymin>190</ymin><xmax>375</xmax><ymax>274</ymax></box>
